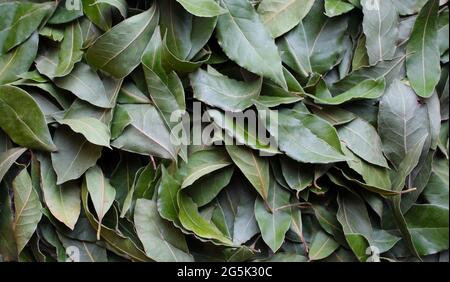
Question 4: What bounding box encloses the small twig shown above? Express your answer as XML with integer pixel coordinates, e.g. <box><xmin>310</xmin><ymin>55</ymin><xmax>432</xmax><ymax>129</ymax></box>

<box><xmin>149</xmin><ymin>155</ymin><xmax>157</xmax><ymax>170</ymax></box>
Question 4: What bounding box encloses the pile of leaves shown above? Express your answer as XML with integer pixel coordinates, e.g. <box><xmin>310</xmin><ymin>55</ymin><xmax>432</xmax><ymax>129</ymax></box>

<box><xmin>0</xmin><ymin>0</ymin><xmax>448</xmax><ymax>262</ymax></box>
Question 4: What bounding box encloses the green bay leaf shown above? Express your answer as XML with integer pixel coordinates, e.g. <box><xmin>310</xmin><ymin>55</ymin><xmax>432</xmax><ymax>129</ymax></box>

<box><xmin>0</xmin><ymin>85</ymin><xmax>56</xmax><ymax>152</ymax></box>
<box><xmin>84</xmin><ymin>165</ymin><xmax>116</xmax><ymax>240</ymax></box>
<box><xmin>51</xmin><ymin>126</ymin><xmax>102</xmax><ymax>185</ymax></box>
<box><xmin>216</xmin><ymin>0</ymin><xmax>286</xmax><ymax>88</ymax></box>
<box><xmin>406</xmin><ymin>0</ymin><xmax>441</xmax><ymax>98</ymax></box>
<box><xmin>226</xmin><ymin>145</ymin><xmax>270</xmax><ymax>201</ymax></box>
<box><xmin>0</xmin><ymin>32</ymin><xmax>38</xmax><ymax>84</ymax></box>
<box><xmin>254</xmin><ymin>178</ymin><xmax>291</xmax><ymax>252</ymax></box>
<box><xmin>178</xmin><ymin>192</ymin><xmax>233</xmax><ymax>245</ymax></box>
<box><xmin>0</xmin><ymin>1</ymin><xmax>54</xmax><ymax>54</ymax></box>
<box><xmin>190</xmin><ymin>68</ymin><xmax>262</xmax><ymax>112</ymax></box>
<box><xmin>176</xmin><ymin>0</ymin><xmax>227</xmax><ymax>17</ymax></box>
<box><xmin>38</xmin><ymin>153</ymin><xmax>81</xmax><ymax>230</ymax></box>
<box><xmin>257</xmin><ymin>0</ymin><xmax>315</xmax><ymax>38</ymax></box>
<box><xmin>338</xmin><ymin>117</ymin><xmax>389</xmax><ymax>168</ymax></box>
<box><xmin>86</xmin><ymin>5</ymin><xmax>159</xmax><ymax>78</ymax></box>
<box><xmin>278</xmin><ymin>0</ymin><xmax>348</xmax><ymax>76</ymax></box>
<box><xmin>361</xmin><ymin>0</ymin><xmax>399</xmax><ymax>65</ymax></box>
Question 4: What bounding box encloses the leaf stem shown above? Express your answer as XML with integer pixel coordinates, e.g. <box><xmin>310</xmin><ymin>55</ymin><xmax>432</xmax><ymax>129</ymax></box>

<box><xmin>274</xmin><ymin>202</ymin><xmax>312</xmax><ymax>212</ymax></box>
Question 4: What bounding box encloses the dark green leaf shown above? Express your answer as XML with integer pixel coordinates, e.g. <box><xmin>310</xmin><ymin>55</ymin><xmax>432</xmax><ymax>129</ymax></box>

<box><xmin>55</xmin><ymin>116</ymin><xmax>111</xmax><ymax>147</ymax></box>
<box><xmin>111</xmin><ymin>104</ymin><xmax>177</xmax><ymax>160</ymax></box>
<box><xmin>0</xmin><ymin>85</ymin><xmax>56</xmax><ymax>152</ymax></box>
<box><xmin>38</xmin><ymin>153</ymin><xmax>81</xmax><ymax>230</ymax></box>
<box><xmin>337</xmin><ymin>191</ymin><xmax>372</xmax><ymax>261</ymax></box>
<box><xmin>179</xmin><ymin>148</ymin><xmax>232</xmax><ymax>188</ymax></box>
<box><xmin>0</xmin><ymin>147</ymin><xmax>26</xmax><ymax>184</ymax></box>
<box><xmin>257</xmin><ymin>0</ymin><xmax>315</xmax><ymax>38</ymax></box>
<box><xmin>278</xmin><ymin>0</ymin><xmax>348</xmax><ymax>76</ymax></box>
<box><xmin>309</xmin><ymin>230</ymin><xmax>340</xmax><ymax>261</ymax></box>
<box><xmin>324</xmin><ymin>0</ymin><xmax>354</xmax><ymax>17</ymax></box>
<box><xmin>0</xmin><ymin>181</ymin><xmax>17</xmax><ymax>261</ymax></box>
<box><xmin>190</xmin><ymin>68</ymin><xmax>262</xmax><ymax>112</ymax></box>
<box><xmin>308</xmin><ymin>79</ymin><xmax>386</xmax><ymax>105</ymax></box>
<box><xmin>378</xmin><ymin>80</ymin><xmax>429</xmax><ymax>168</ymax></box>
<box><xmin>82</xmin><ymin>0</ymin><xmax>112</xmax><ymax>31</ymax></box>
<box><xmin>406</xmin><ymin>0</ymin><xmax>441</xmax><ymax>98</ymax></box>
<box><xmin>86</xmin><ymin>5</ymin><xmax>159</xmax><ymax>78</ymax></box>
<box><xmin>51</xmin><ymin>126</ymin><xmax>102</xmax><ymax>184</ymax></box>
<box><xmin>405</xmin><ymin>204</ymin><xmax>449</xmax><ymax>256</ymax></box>
<box><xmin>216</xmin><ymin>0</ymin><xmax>286</xmax><ymax>88</ymax></box>
<box><xmin>178</xmin><ymin>192</ymin><xmax>233</xmax><ymax>245</ymax></box>
<box><xmin>54</xmin><ymin>63</ymin><xmax>111</xmax><ymax>108</ymax></box>
<box><xmin>269</xmin><ymin>108</ymin><xmax>347</xmax><ymax>163</ymax></box>
<box><xmin>84</xmin><ymin>165</ymin><xmax>116</xmax><ymax>240</ymax></box>
<box><xmin>0</xmin><ymin>1</ymin><xmax>54</xmax><ymax>54</ymax></box>
<box><xmin>361</xmin><ymin>0</ymin><xmax>399</xmax><ymax>65</ymax></box>
<box><xmin>338</xmin><ymin>117</ymin><xmax>389</xmax><ymax>168</ymax></box>
<box><xmin>176</xmin><ymin>0</ymin><xmax>227</xmax><ymax>17</ymax></box>
<box><xmin>13</xmin><ymin>169</ymin><xmax>42</xmax><ymax>254</ymax></box>
<box><xmin>226</xmin><ymin>145</ymin><xmax>270</xmax><ymax>201</ymax></box>
<box><xmin>280</xmin><ymin>156</ymin><xmax>313</xmax><ymax>192</ymax></box>
<box><xmin>187</xmin><ymin>166</ymin><xmax>234</xmax><ymax>207</ymax></box>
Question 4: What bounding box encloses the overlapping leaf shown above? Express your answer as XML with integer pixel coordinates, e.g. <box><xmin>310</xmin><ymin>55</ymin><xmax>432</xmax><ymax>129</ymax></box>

<box><xmin>0</xmin><ymin>0</ymin><xmax>447</xmax><ymax>263</ymax></box>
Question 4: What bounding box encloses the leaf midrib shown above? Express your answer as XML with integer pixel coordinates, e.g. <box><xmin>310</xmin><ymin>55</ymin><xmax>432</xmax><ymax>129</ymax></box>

<box><xmin>0</xmin><ymin>96</ymin><xmax>51</xmax><ymax>150</ymax></box>
<box><xmin>96</xmin><ymin>8</ymin><xmax>155</xmax><ymax>68</ymax></box>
